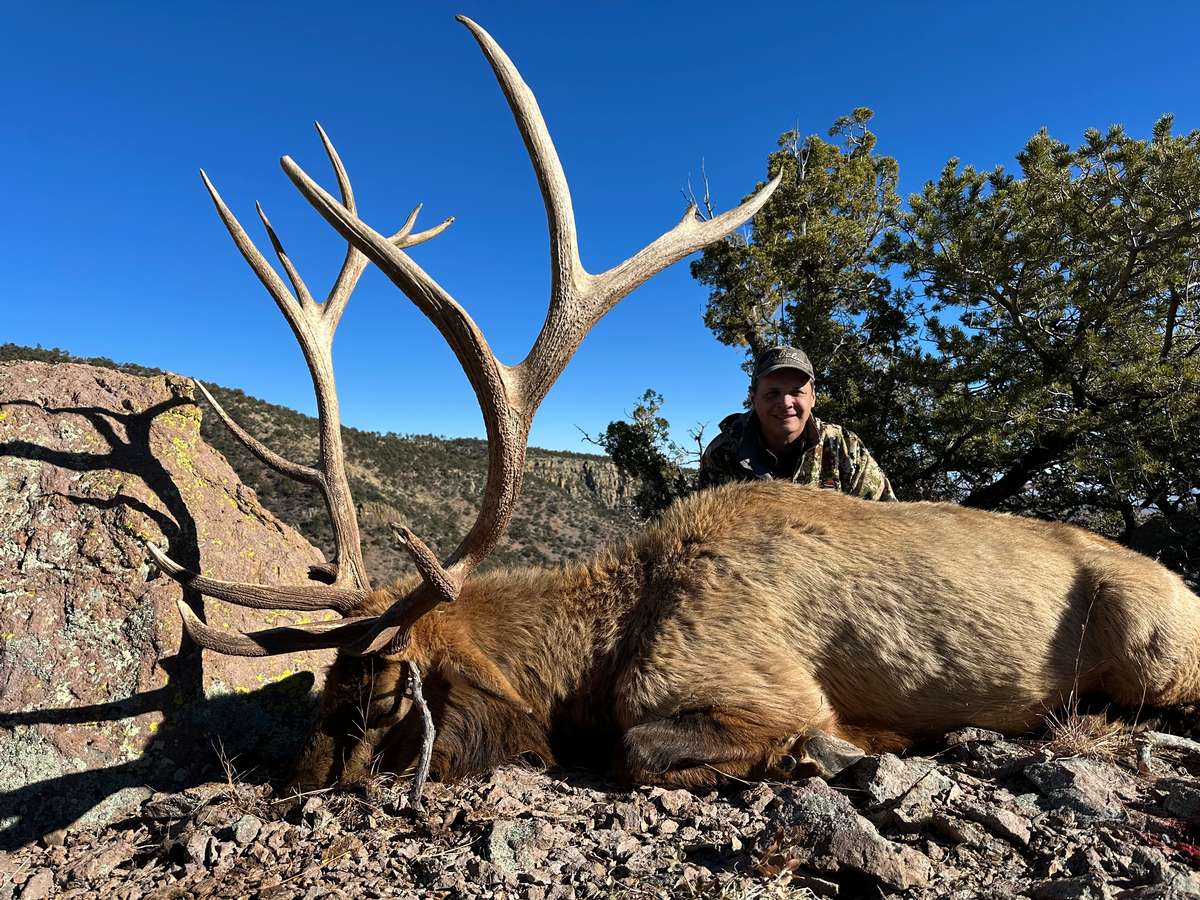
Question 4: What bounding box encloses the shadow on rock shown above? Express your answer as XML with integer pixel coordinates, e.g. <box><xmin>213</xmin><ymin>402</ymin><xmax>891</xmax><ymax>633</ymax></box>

<box><xmin>0</xmin><ymin>671</ymin><xmax>316</xmax><ymax>850</ymax></box>
<box><xmin>0</xmin><ymin>364</ymin><xmax>331</xmax><ymax>850</ymax></box>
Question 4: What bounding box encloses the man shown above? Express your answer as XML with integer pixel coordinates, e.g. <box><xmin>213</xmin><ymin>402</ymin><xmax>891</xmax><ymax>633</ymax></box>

<box><xmin>698</xmin><ymin>345</ymin><xmax>896</xmax><ymax>500</ymax></box>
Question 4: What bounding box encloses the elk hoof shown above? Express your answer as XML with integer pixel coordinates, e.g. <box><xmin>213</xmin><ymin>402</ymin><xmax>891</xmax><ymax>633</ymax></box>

<box><xmin>799</xmin><ymin>729</ymin><xmax>867</xmax><ymax>780</ymax></box>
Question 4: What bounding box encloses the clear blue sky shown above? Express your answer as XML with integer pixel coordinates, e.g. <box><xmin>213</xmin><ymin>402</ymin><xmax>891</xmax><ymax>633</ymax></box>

<box><xmin>4</xmin><ymin>2</ymin><xmax>1197</xmax><ymax>453</ymax></box>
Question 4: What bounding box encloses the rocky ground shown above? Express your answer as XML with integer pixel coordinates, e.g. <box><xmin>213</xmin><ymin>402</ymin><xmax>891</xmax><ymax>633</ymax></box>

<box><xmin>1</xmin><ymin>722</ymin><xmax>1198</xmax><ymax>899</ymax></box>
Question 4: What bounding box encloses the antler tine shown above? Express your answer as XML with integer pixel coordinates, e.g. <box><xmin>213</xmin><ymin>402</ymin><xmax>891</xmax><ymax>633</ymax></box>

<box><xmin>589</xmin><ymin>180</ymin><xmax>782</xmax><ymax>315</ymax></box>
<box><xmin>176</xmin><ymin>600</ymin><xmax>377</xmax><ymax>657</ymax></box>
<box><xmin>201</xmin><ymin>170</ymin><xmax>309</xmax><ymax>330</ymax></box>
<box><xmin>456</xmin><ymin>16</ymin><xmax>582</xmax><ymax>298</ymax></box>
<box><xmin>281</xmin><ymin>160</ymin><xmax>507</xmax><ymax>418</ymax></box>
<box><xmin>149</xmin><ymin>544</ymin><xmax>365</xmax><ymax>613</ymax></box>
<box><xmin>194</xmin><ymin>380</ymin><xmax>321</xmax><ymax>486</ymax></box>
<box><xmin>257</xmin><ymin>201</ymin><xmax>316</xmax><ymax>308</ymax></box>
<box><xmin>317</xmin><ymin>122</ymin><xmax>369</xmax><ymax>332</ymax></box>
<box><xmin>389</xmin><ymin>203</ymin><xmax>456</xmax><ymax>248</ymax></box>
<box><xmin>321</xmin><ymin>125</ymin><xmax>456</xmax><ymax>333</ymax></box>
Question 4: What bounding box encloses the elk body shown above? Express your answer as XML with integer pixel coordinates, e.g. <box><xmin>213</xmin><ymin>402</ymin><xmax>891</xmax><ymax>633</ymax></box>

<box><xmin>289</xmin><ymin>481</ymin><xmax>1200</xmax><ymax>790</ymax></box>
<box><xmin>151</xmin><ymin>16</ymin><xmax>1200</xmax><ymax>798</ymax></box>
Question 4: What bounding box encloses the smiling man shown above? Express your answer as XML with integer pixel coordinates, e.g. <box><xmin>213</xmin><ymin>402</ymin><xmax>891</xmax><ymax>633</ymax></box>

<box><xmin>698</xmin><ymin>346</ymin><xmax>896</xmax><ymax>500</ymax></box>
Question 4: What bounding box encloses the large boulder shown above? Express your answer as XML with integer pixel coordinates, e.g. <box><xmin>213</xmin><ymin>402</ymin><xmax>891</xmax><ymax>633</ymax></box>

<box><xmin>0</xmin><ymin>361</ymin><xmax>335</xmax><ymax>848</ymax></box>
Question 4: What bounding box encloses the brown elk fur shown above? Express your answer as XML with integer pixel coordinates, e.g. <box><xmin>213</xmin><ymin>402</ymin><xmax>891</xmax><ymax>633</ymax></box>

<box><xmin>292</xmin><ymin>481</ymin><xmax>1200</xmax><ymax>791</ymax></box>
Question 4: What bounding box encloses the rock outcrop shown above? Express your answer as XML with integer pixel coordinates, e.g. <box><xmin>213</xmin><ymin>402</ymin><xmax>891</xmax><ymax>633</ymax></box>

<box><xmin>0</xmin><ymin>361</ymin><xmax>332</xmax><ymax>848</ymax></box>
<box><xmin>357</xmin><ymin>452</ymin><xmax>635</xmax><ymax>524</ymax></box>
<box><xmin>525</xmin><ymin>455</ymin><xmax>634</xmax><ymax>509</ymax></box>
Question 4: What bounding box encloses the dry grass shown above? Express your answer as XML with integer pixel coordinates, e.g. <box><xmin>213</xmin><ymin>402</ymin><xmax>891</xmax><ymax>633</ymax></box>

<box><xmin>1042</xmin><ymin>702</ymin><xmax>1131</xmax><ymax>761</ymax></box>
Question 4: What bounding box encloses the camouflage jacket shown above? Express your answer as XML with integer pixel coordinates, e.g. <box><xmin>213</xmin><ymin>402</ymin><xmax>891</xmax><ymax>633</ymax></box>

<box><xmin>697</xmin><ymin>412</ymin><xmax>897</xmax><ymax>501</ymax></box>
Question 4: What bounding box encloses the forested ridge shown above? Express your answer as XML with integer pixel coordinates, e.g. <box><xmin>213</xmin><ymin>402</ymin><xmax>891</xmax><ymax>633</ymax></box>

<box><xmin>0</xmin><ymin>343</ymin><xmax>635</xmax><ymax>585</ymax></box>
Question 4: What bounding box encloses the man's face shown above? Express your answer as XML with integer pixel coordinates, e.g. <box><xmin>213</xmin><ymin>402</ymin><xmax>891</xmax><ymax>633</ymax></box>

<box><xmin>752</xmin><ymin>368</ymin><xmax>815</xmax><ymax>450</ymax></box>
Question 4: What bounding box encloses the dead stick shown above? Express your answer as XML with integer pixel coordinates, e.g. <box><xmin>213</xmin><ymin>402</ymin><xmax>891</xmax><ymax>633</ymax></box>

<box><xmin>1145</xmin><ymin>730</ymin><xmax>1200</xmax><ymax>755</ymax></box>
<box><xmin>408</xmin><ymin>660</ymin><xmax>435</xmax><ymax>810</ymax></box>
<box><xmin>1134</xmin><ymin>729</ymin><xmax>1200</xmax><ymax>776</ymax></box>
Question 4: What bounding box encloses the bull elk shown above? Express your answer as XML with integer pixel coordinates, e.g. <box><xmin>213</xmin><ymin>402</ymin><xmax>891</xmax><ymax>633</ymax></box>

<box><xmin>150</xmin><ymin>17</ymin><xmax>1200</xmax><ymax>799</ymax></box>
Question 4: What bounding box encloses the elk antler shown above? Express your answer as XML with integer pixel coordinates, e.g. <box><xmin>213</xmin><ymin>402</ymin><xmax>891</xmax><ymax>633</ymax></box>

<box><xmin>151</xmin><ymin>123</ymin><xmax>451</xmax><ymax>619</ymax></box>
<box><xmin>158</xmin><ymin>17</ymin><xmax>779</xmax><ymax>660</ymax></box>
<box><xmin>282</xmin><ymin>16</ymin><xmax>780</xmax><ymax>655</ymax></box>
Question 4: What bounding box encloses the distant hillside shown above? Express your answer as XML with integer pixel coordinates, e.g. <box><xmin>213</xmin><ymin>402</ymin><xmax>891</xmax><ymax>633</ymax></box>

<box><xmin>0</xmin><ymin>344</ymin><xmax>637</xmax><ymax>585</ymax></box>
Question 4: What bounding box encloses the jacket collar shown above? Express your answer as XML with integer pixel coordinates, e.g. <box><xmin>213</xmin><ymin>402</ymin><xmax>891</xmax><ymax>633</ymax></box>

<box><xmin>733</xmin><ymin>412</ymin><xmax>822</xmax><ymax>479</ymax></box>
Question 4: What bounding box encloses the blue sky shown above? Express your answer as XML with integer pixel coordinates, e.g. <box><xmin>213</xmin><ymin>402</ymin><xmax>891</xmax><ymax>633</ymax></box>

<box><xmin>3</xmin><ymin>2</ymin><xmax>1197</xmax><ymax>453</ymax></box>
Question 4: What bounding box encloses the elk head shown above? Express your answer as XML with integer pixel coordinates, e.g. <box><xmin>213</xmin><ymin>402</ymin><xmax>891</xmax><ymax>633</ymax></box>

<box><xmin>149</xmin><ymin>16</ymin><xmax>779</xmax><ymax>802</ymax></box>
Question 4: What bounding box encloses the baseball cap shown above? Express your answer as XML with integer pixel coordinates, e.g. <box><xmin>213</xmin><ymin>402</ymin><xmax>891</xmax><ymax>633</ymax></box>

<box><xmin>753</xmin><ymin>346</ymin><xmax>815</xmax><ymax>382</ymax></box>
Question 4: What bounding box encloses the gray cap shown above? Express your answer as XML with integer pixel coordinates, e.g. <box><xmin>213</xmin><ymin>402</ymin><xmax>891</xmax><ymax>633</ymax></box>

<box><xmin>753</xmin><ymin>345</ymin><xmax>815</xmax><ymax>382</ymax></box>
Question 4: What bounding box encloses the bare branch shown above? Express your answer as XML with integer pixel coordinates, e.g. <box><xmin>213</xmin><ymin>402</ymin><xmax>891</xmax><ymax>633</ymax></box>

<box><xmin>682</xmin><ymin>159</ymin><xmax>716</xmax><ymax>221</ymax></box>
<box><xmin>407</xmin><ymin>661</ymin><xmax>436</xmax><ymax>810</ymax></box>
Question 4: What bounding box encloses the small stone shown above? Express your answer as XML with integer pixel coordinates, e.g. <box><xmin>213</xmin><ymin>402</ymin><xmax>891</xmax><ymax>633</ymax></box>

<box><xmin>931</xmin><ymin>812</ymin><xmax>988</xmax><ymax>846</ymax></box>
<box><xmin>1131</xmin><ymin>845</ymin><xmax>1171</xmax><ymax>884</ymax></box>
<box><xmin>1158</xmin><ymin>779</ymin><xmax>1200</xmax><ymax>821</ymax></box>
<box><xmin>66</xmin><ymin>842</ymin><xmax>133</xmax><ymax>883</ymax></box>
<box><xmin>18</xmin><ymin>870</ymin><xmax>53</xmax><ymax>900</ymax></box>
<box><xmin>184</xmin><ymin>828</ymin><xmax>213</xmax><ymax>866</ymax></box>
<box><xmin>615</xmin><ymin>835</ymin><xmax>642</xmax><ymax>860</ymax></box>
<box><xmin>762</xmin><ymin>779</ymin><xmax>931</xmax><ymax>891</ymax></box>
<box><xmin>738</xmin><ymin>784</ymin><xmax>776</xmax><ymax>814</ymax></box>
<box><xmin>487</xmin><ymin>820</ymin><xmax>536</xmax><ymax>877</ymax></box>
<box><xmin>610</xmin><ymin>802</ymin><xmax>644</xmax><ymax>834</ymax></box>
<box><xmin>232</xmin><ymin>813</ymin><xmax>263</xmax><ymax>845</ymax></box>
<box><xmin>944</xmin><ymin>728</ymin><xmax>1005</xmax><ymax>746</ymax></box>
<box><xmin>652</xmin><ymin>788</ymin><xmax>694</xmax><ymax>817</ymax></box>
<box><xmin>1025</xmin><ymin>758</ymin><xmax>1127</xmax><ymax>820</ymax></box>
<box><xmin>143</xmin><ymin>792</ymin><xmax>194</xmax><ymax>821</ymax></box>
<box><xmin>1029</xmin><ymin>874</ymin><xmax>1114</xmax><ymax>900</ymax></box>
<box><xmin>837</xmin><ymin>753</ymin><xmax>938</xmax><ymax>808</ymax></box>
<box><xmin>959</xmin><ymin>801</ymin><xmax>1031</xmax><ymax>846</ymax></box>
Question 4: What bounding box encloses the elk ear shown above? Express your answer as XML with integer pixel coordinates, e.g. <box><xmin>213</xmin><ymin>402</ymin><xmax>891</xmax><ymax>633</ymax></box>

<box><xmin>444</xmin><ymin>640</ymin><xmax>533</xmax><ymax>715</ymax></box>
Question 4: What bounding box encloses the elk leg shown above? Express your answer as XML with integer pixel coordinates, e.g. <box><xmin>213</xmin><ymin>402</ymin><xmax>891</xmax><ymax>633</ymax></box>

<box><xmin>1082</xmin><ymin>568</ymin><xmax>1200</xmax><ymax>709</ymax></box>
<box><xmin>621</xmin><ymin>707</ymin><xmax>830</xmax><ymax>789</ymax></box>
